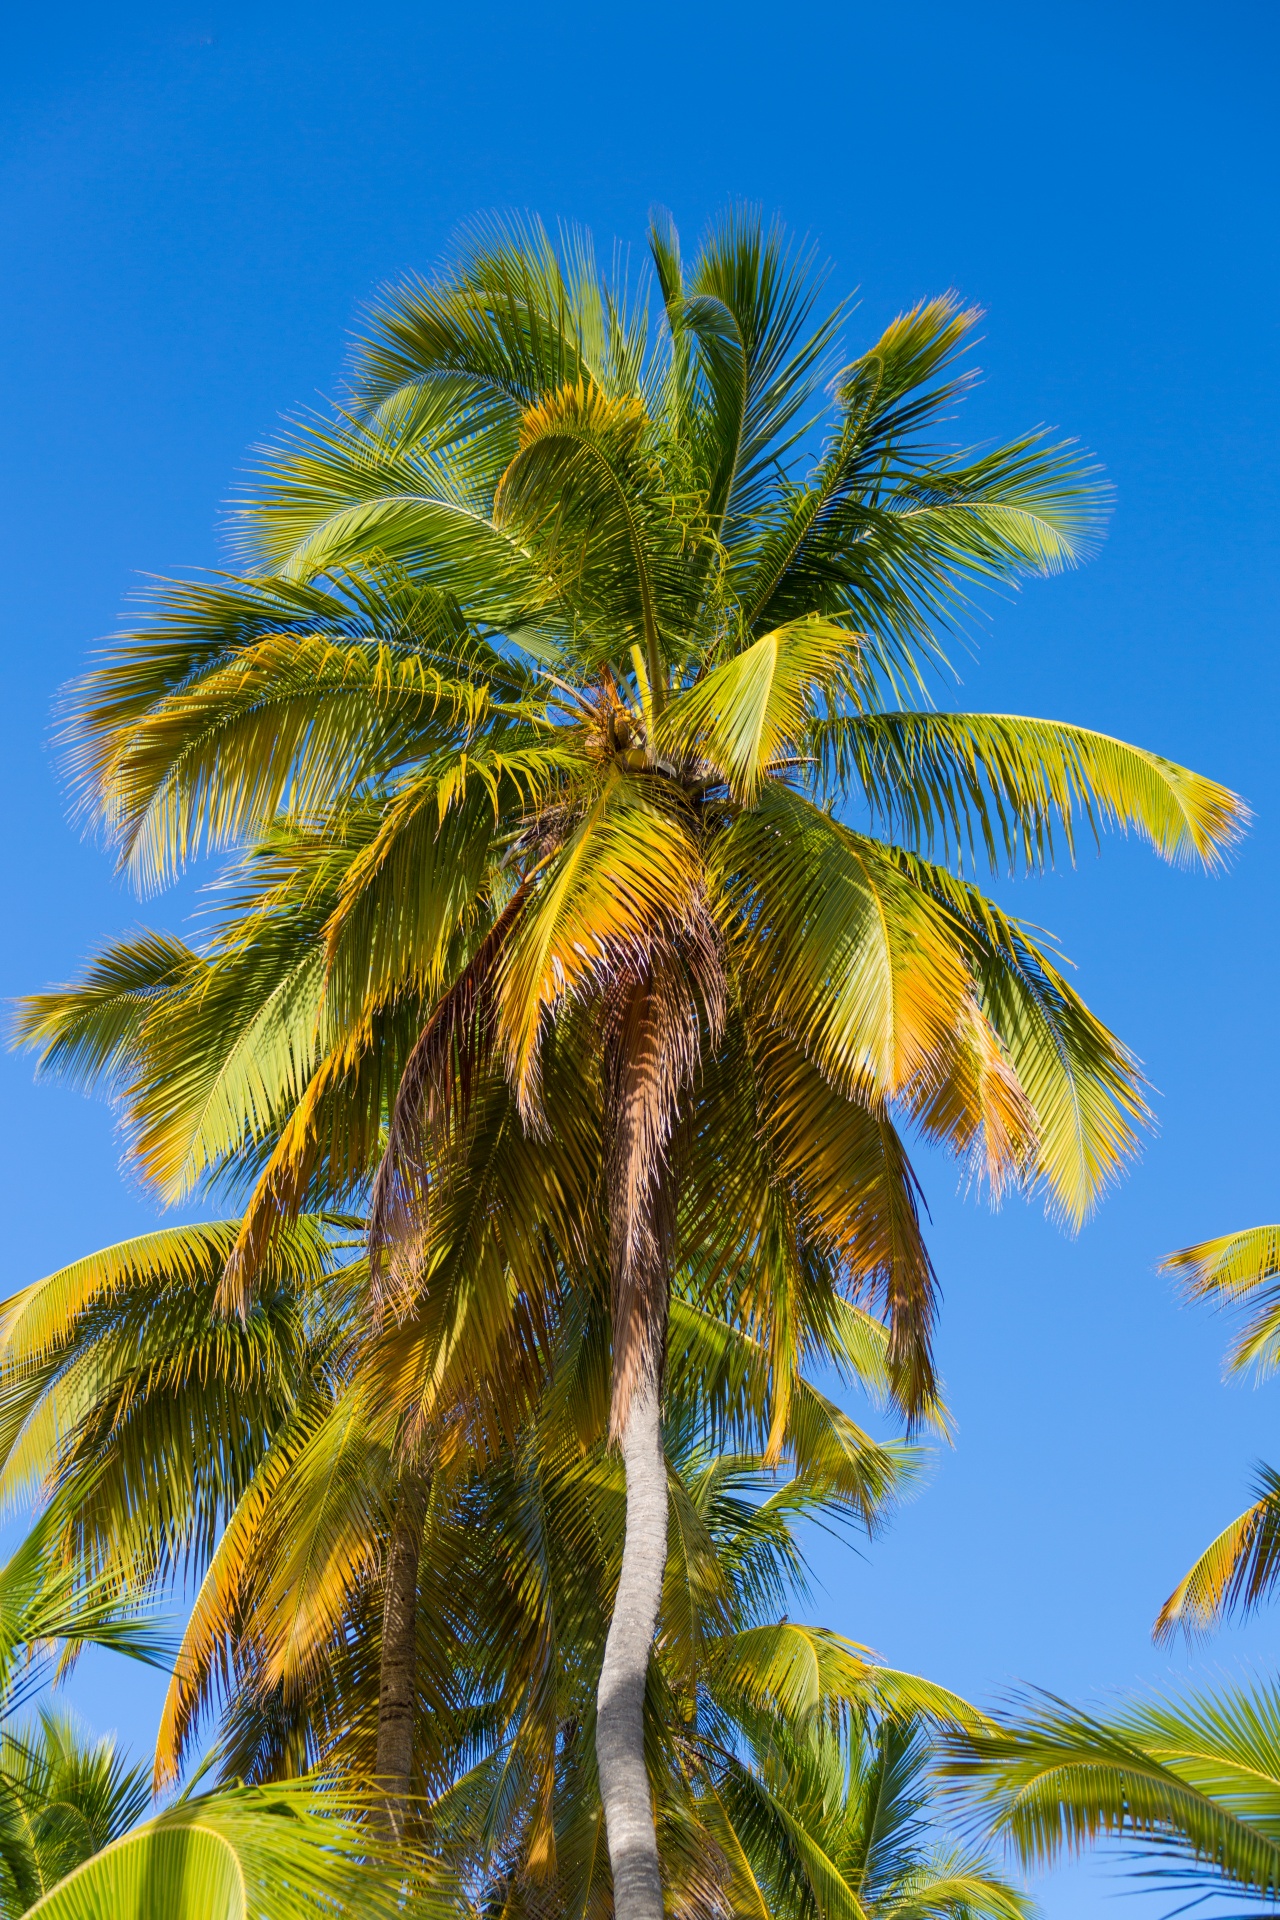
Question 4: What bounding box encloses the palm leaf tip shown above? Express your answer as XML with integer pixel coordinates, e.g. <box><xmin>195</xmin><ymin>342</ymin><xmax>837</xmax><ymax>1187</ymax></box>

<box><xmin>1159</xmin><ymin>1225</ymin><xmax>1280</xmax><ymax>1301</ymax></box>
<box><xmin>1153</xmin><ymin>1466</ymin><xmax>1280</xmax><ymax>1643</ymax></box>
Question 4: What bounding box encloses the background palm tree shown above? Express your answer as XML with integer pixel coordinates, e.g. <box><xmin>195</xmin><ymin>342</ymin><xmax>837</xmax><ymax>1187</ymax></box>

<box><xmin>0</xmin><ymin>1710</ymin><xmax>150</xmax><ymax>1914</ymax></box>
<box><xmin>31</xmin><ymin>211</ymin><xmax>1244</xmax><ymax>1917</ymax></box>
<box><xmin>1155</xmin><ymin>1227</ymin><xmax>1280</xmax><ymax>1638</ymax></box>
<box><xmin>0</xmin><ymin>1475</ymin><xmax>420</xmax><ymax>1918</ymax></box>
<box><xmin>0</xmin><ymin>1217</ymin><xmax>928</xmax><ymax>1797</ymax></box>
<box><xmin>716</xmin><ymin>1712</ymin><xmax>1029</xmax><ymax>1920</ymax></box>
<box><xmin>950</xmin><ymin>1679</ymin><xmax>1280</xmax><ymax>1914</ymax></box>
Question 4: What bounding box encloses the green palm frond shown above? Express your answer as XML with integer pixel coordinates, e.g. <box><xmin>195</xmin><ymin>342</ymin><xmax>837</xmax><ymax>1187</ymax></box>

<box><xmin>0</xmin><ymin>1710</ymin><xmax>151</xmax><ymax>1913</ymax></box>
<box><xmin>14</xmin><ymin>935</ymin><xmax>196</xmax><ymax>1091</ymax></box>
<box><xmin>659</xmin><ymin>616</ymin><xmax>863</xmax><ymax>802</ymax></box>
<box><xmin>818</xmin><ymin>711</ymin><xmax>1244</xmax><ymax>872</ymax></box>
<box><xmin>1152</xmin><ymin>1229</ymin><xmax>1280</xmax><ymax>1639</ymax></box>
<box><xmin>17</xmin><ymin>1777</ymin><xmax>445</xmax><ymax>1920</ymax></box>
<box><xmin>949</xmin><ymin>1681</ymin><xmax>1280</xmax><ymax>1901</ymax></box>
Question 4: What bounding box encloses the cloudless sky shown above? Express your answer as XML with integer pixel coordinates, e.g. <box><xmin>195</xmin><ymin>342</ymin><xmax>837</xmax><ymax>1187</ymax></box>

<box><xmin>1</xmin><ymin>5</ymin><xmax>1278</xmax><ymax>1914</ymax></box>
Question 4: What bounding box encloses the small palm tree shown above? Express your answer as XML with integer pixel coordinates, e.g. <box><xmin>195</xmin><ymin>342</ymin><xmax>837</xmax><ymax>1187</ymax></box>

<box><xmin>36</xmin><ymin>212</ymin><xmax>1244</xmax><ymax>1916</ymax></box>
<box><xmin>950</xmin><ymin>1680</ymin><xmax>1280</xmax><ymax>1912</ymax></box>
<box><xmin>0</xmin><ymin>1710</ymin><xmax>150</xmax><ymax>1913</ymax></box>
<box><xmin>715</xmin><ymin>1713</ymin><xmax>1028</xmax><ymax>1920</ymax></box>
<box><xmin>1154</xmin><ymin>1227</ymin><xmax>1280</xmax><ymax>1637</ymax></box>
<box><xmin>0</xmin><ymin>1486</ymin><xmax>421</xmax><ymax>1917</ymax></box>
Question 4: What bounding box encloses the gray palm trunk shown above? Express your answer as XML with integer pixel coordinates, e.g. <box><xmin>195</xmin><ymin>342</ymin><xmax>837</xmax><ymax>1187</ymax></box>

<box><xmin>375</xmin><ymin>1472</ymin><xmax>429</xmax><ymax>1840</ymax></box>
<box><xmin>595</xmin><ymin>1376</ymin><xmax>668</xmax><ymax>1920</ymax></box>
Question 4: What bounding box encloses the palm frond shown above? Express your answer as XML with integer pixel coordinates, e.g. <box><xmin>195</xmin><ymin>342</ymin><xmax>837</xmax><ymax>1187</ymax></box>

<box><xmin>819</xmin><ymin>711</ymin><xmax>1245</xmax><ymax>872</ymax></box>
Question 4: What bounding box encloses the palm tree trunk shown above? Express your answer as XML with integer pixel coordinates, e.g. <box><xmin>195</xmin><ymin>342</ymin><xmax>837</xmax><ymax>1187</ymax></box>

<box><xmin>595</xmin><ymin>1374</ymin><xmax>667</xmax><ymax>1920</ymax></box>
<box><xmin>375</xmin><ymin>1471</ymin><xmax>428</xmax><ymax>1840</ymax></box>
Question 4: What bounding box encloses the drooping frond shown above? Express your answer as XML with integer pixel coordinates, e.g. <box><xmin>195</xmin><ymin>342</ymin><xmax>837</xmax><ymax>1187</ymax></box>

<box><xmin>819</xmin><ymin>711</ymin><xmax>1245</xmax><ymax>872</ymax></box>
<box><xmin>712</xmin><ymin>787</ymin><xmax>972</xmax><ymax>1100</ymax></box>
<box><xmin>1154</xmin><ymin>1465</ymin><xmax>1280</xmax><ymax>1642</ymax></box>
<box><xmin>948</xmin><ymin>1682</ymin><xmax>1280</xmax><ymax>1902</ymax></box>
<box><xmin>892</xmin><ymin>853</ymin><xmax>1148</xmax><ymax>1225</ymax></box>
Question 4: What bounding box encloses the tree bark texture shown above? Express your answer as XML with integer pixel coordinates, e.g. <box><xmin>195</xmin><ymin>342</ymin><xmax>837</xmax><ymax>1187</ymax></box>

<box><xmin>595</xmin><ymin>1377</ymin><xmax>668</xmax><ymax>1920</ymax></box>
<box><xmin>375</xmin><ymin>1472</ymin><xmax>429</xmax><ymax>1840</ymax></box>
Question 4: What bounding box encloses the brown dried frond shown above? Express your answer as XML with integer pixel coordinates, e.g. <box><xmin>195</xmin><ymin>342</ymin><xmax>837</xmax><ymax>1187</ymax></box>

<box><xmin>604</xmin><ymin>908</ymin><xmax>725</xmax><ymax>1441</ymax></box>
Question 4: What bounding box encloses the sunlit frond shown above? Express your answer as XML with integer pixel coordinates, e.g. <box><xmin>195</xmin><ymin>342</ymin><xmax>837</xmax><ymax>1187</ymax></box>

<box><xmin>660</xmin><ymin>616</ymin><xmax>862</xmax><ymax>802</ymax></box>
<box><xmin>949</xmin><ymin>1681</ymin><xmax>1280</xmax><ymax>1901</ymax></box>
<box><xmin>495</xmin><ymin>773</ymin><xmax>707</xmax><ymax>1112</ymax></box>
<box><xmin>892</xmin><ymin>853</ymin><xmax>1147</xmax><ymax>1224</ymax></box>
<box><xmin>1162</xmin><ymin>1225</ymin><xmax>1280</xmax><ymax>1378</ymax></box>
<box><xmin>819</xmin><ymin>710</ymin><xmax>1245</xmax><ymax>872</ymax></box>
<box><xmin>1154</xmin><ymin>1465</ymin><xmax>1280</xmax><ymax>1642</ymax></box>
<box><xmin>16</xmin><ymin>1777</ymin><xmax>444</xmax><ymax>1920</ymax></box>
<box><xmin>712</xmin><ymin>787</ymin><xmax>971</xmax><ymax>1099</ymax></box>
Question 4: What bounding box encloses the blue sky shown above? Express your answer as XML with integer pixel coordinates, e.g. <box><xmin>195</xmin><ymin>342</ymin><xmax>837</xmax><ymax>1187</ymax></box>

<box><xmin>1</xmin><ymin>4</ymin><xmax>1277</xmax><ymax>1912</ymax></box>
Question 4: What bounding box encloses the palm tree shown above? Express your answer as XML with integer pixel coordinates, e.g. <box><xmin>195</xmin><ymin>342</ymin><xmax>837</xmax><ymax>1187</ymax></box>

<box><xmin>0</xmin><ymin>1710</ymin><xmax>151</xmax><ymax>1913</ymax></box>
<box><xmin>949</xmin><ymin>1679</ymin><xmax>1280</xmax><ymax>1912</ymax></box>
<box><xmin>42</xmin><ymin>212</ymin><xmax>1243</xmax><ymax>1916</ymax></box>
<box><xmin>1154</xmin><ymin>1227</ymin><xmax>1280</xmax><ymax>1638</ymax></box>
<box><xmin>713</xmin><ymin>1712</ymin><xmax>1029</xmax><ymax>1920</ymax></box>
<box><xmin>0</xmin><ymin>1479</ymin><xmax>421</xmax><ymax>1918</ymax></box>
<box><xmin>0</xmin><ymin>1209</ymin><xmax>985</xmax><ymax>1918</ymax></box>
<box><xmin>0</xmin><ymin>1204</ymin><xmax>912</xmax><ymax>1766</ymax></box>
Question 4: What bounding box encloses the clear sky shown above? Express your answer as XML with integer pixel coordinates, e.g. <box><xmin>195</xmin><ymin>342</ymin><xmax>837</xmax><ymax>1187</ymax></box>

<box><xmin>1</xmin><ymin>5</ymin><xmax>1277</xmax><ymax>1914</ymax></box>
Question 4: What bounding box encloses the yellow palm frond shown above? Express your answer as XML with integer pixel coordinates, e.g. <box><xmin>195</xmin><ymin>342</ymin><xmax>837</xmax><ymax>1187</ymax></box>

<box><xmin>659</xmin><ymin>616</ymin><xmax>863</xmax><ymax>801</ymax></box>
<box><xmin>1162</xmin><ymin>1226</ymin><xmax>1280</xmax><ymax>1377</ymax></box>
<box><xmin>713</xmin><ymin>787</ymin><xmax>971</xmax><ymax>1100</ymax></box>
<box><xmin>495</xmin><ymin>774</ymin><xmax>706</xmax><ymax>1113</ymax></box>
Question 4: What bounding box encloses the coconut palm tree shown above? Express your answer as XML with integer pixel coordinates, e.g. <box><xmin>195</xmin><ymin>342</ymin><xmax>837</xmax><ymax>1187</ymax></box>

<box><xmin>0</xmin><ymin>1208</ymin><xmax>984</xmax><ymax>1918</ymax></box>
<box><xmin>18</xmin><ymin>690</ymin><xmax>966</xmax><ymax>1835</ymax></box>
<box><xmin>0</xmin><ymin>1473</ymin><xmax>422</xmax><ymax>1918</ymax></box>
<box><xmin>949</xmin><ymin>1679</ymin><xmax>1280</xmax><ymax>1913</ymax></box>
<box><xmin>712</xmin><ymin>1712</ymin><xmax>1029</xmax><ymax>1920</ymax></box>
<box><xmin>1153</xmin><ymin>1227</ymin><xmax>1280</xmax><ymax>1639</ymax></box>
<box><xmin>0</xmin><ymin>1205</ymin><xmax>913</xmax><ymax>1781</ymax></box>
<box><xmin>0</xmin><ymin>1710</ymin><xmax>151</xmax><ymax>1913</ymax></box>
<box><xmin>41</xmin><ymin>212</ymin><xmax>1244</xmax><ymax>1917</ymax></box>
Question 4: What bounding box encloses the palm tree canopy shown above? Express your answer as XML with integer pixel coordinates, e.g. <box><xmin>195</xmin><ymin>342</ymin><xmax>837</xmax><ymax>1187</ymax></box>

<box><xmin>23</xmin><ymin>212</ymin><xmax>1243</xmax><ymax>1432</ymax></box>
